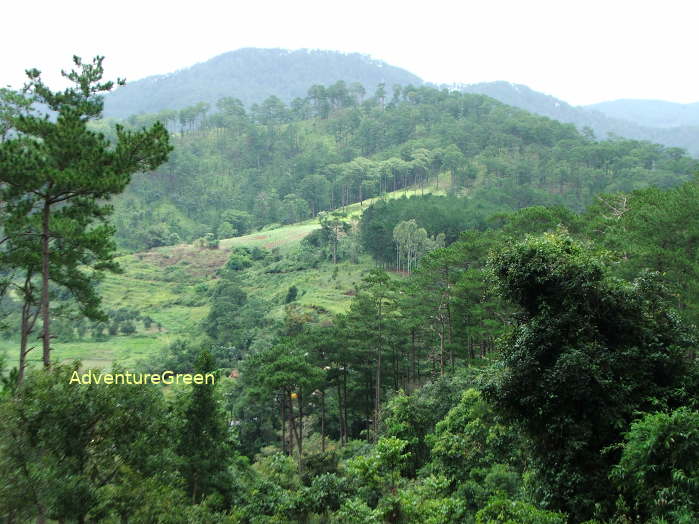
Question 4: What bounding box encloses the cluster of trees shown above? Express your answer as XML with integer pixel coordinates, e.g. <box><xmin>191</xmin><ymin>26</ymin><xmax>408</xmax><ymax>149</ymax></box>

<box><xmin>3</xmin><ymin>218</ymin><xmax>697</xmax><ymax>521</ymax></box>
<box><xmin>3</xmin><ymin>306</ymin><xmax>156</xmax><ymax>345</ymax></box>
<box><xmin>0</xmin><ymin>354</ymin><xmax>241</xmax><ymax>522</ymax></box>
<box><xmin>107</xmin><ymin>81</ymin><xmax>697</xmax><ymax>250</ymax></box>
<box><xmin>392</xmin><ymin>219</ymin><xmax>445</xmax><ymax>274</ymax></box>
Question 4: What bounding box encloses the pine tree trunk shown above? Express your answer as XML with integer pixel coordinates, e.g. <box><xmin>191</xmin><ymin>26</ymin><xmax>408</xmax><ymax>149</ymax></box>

<box><xmin>320</xmin><ymin>390</ymin><xmax>326</xmax><ymax>453</ymax></box>
<box><xmin>374</xmin><ymin>347</ymin><xmax>381</xmax><ymax>441</ymax></box>
<box><xmin>41</xmin><ymin>199</ymin><xmax>51</xmax><ymax>368</ymax></box>
<box><xmin>18</xmin><ymin>302</ymin><xmax>34</xmax><ymax>385</ymax></box>
<box><xmin>342</xmin><ymin>366</ymin><xmax>349</xmax><ymax>444</ymax></box>
<box><xmin>439</xmin><ymin>329</ymin><xmax>445</xmax><ymax>376</ymax></box>
<box><xmin>298</xmin><ymin>391</ymin><xmax>303</xmax><ymax>462</ymax></box>
<box><xmin>336</xmin><ymin>380</ymin><xmax>345</xmax><ymax>445</ymax></box>
<box><xmin>281</xmin><ymin>395</ymin><xmax>287</xmax><ymax>455</ymax></box>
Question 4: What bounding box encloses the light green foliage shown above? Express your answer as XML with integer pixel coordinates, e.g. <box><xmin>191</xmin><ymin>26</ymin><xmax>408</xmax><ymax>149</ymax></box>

<box><xmin>611</xmin><ymin>408</ymin><xmax>699</xmax><ymax>522</ymax></box>
<box><xmin>381</xmin><ymin>373</ymin><xmax>476</xmax><ymax>476</ymax></box>
<box><xmin>252</xmin><ymin>452</ymin><xmax>300</xmax><ymax>491</ymax></box>
<box><xmin>346</xmin><ymin>436</ymin><xmax>411</xmax><ymax>509</ymax></box>
<box><xmin>428</xmin><ymin>389</ymin><xmax>521</xmax><ymax>486</ymax></box>
<box><xmin>392</xmin><ymin>219</ymin><xmax>444</xmax><ymax>273</ymax></box>
<box><xmin>396</xmin><ymin>475</ymin><xmax>468</xmax><ymax>524</ymax></box>
<box><xmin>332</xmin><ymin>498</ymin><xmax>382</xmax><ymax>523</ymax></box>
<box><xmin>475</xmin><ymin>496</ymin><xmax>567</xmax><ymax>524</ymax></box>
<box><xmin>298</xmin><ymin>472</ymin><xmax>351</xmax><ymax>516</ymax></box>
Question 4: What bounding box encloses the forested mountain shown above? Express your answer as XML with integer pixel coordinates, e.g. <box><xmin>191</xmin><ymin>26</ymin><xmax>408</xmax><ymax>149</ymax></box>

<box><xmin>103</xmin><ymin>47</ymin><xmax>699</xmax><ymax>156</ymax></box>
<box><xmin>106</xmin><ymin>82</ymin><xmax>698</xmax><ymax>251</ymax></box>
<box><xmin>458</xmin><ymin>81</ymin><xmax>699</xmax><ymax>156</ymax></box>
<box><xmin>589</xmin><ymin>98</ymin><xmax>699</xmax><ymax>128</ymax></box>
<box><xmin>2</xmin><ymin>57</ymin><xmax>699</xmax><ymax>523</ymax></box>
<box><xmin>103</xmin><ymin>48</ymin><xmax>423</xmax><ymax>119</ymax></box>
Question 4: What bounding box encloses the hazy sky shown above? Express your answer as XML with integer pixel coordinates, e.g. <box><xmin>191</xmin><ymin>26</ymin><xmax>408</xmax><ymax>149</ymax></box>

<box><xmin>3</xmin><ymin>0</ymin><xmax>697</xmax><ymax>106</ymax></box>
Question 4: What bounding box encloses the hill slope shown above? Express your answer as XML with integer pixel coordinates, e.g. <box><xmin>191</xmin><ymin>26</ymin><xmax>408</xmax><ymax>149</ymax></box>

<box><xmin>457</xmin><ymin>81</ymin><xmax>699</xmax><ymax>156</ymax></box>
<box><xmin>1</xmin><ymin>183</ymin><xmax>444</xmax><ymax>370</ymax></box>
<box><xmin>103</xmin><ymin>48</ymin><xmax>423</xmax><ymax>118</ymax></box>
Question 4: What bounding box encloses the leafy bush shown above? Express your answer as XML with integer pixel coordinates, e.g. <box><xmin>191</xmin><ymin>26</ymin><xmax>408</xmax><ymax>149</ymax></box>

<box><xmin>475</xmin><ymin>496</ymin><xmax>567</xmax><ymax>524</ymax></box>
<box><xmin>611</xmin><ymin>408</ymin><xmax>699</xmax><ymax>523</ymax></box>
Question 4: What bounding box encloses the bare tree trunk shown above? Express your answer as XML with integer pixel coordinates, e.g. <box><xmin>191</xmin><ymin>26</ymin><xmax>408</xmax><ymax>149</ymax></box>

<box><xmin>320</xmin><ymin>390</ymin><xmax>325</xmax><ymax>453</ymax></box>
<box><xmin>281</xmin><ymin>394</ymin><xmax>287</xmax><ymax>455</ymax></box>
<box><xmin>41</xmin><ymin>199</ymin><xmax>51</xmax><ymax>368</ymax></box>
<box><xmin>342</xmin><ymin>366</ymin><xmax>349</xmax><ymax>445</ymax></box>
<box><xmin>336</xmin><ymin>380</ymin><xmax>344</xmax><ymax>445</ymax></box>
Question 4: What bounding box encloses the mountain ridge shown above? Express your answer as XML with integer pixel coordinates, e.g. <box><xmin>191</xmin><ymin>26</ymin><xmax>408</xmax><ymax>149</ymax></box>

<box><xmin>455</xmin><ymin>81</ymin><xmax>699</xmax><ymax>156</ymax></box>
<box><xmin>103</xmin><ymin>48</ymin><xmax>699</xmax><ymax>156</ymax></box>
<box><xmin>587</xmin><ymin>98</ymin><xmax>699</xmax><ymax>128</ymax></box>
<box><xmin>103</xmin><ymin>48</ymin><xmax>423</xmax><ymax>118</ymax></box>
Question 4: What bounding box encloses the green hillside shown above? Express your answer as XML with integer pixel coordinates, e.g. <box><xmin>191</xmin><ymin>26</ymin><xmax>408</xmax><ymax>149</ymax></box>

<box><xmin>459</xmin><ymin>82</ymin><xmax>699</xmax><ymax>156</ymax></box>
<box><xmin>102</xmin><ymin>82</ymin><xmax>698</xmax><ymax>254</ymax></box>
<box><xmin>0</xmin><ymin>179</ymin><xmax>449</xmax><ymax>370</ymax></box>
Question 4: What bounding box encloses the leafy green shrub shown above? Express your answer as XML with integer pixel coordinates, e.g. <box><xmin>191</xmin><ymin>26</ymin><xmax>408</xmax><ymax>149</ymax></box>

<box><xmin>611</xmin><ymin>408</ymin><xmax>699</xmax><ymax>523</ymax></box>
<box><xmin>475</xmin><ymin>496</ymin><xmax>567</xmax><ymax>524</ymax></box>
<box><xmin>120</xmin><ymin>321</ymin><xmax>136</xmax><ymax>335</ymax></box>
<box><xmin>226</xmin><ymin>251</ymin><xmax>252</xmax><ymax>271</ymax></box>
<box><xmin>428</xmin><ymin>389</ymin><xmax>521</xmax><ymax>487</ymax></box>
<box><xmin>285</xmin><ymin>285</ymin><xmax>299</xmax><ymax>303</ymax></box>
<box><xmin>299</xmin><ymin>473</ymin><xmax>351</xmax><ymax>515</ymax></box>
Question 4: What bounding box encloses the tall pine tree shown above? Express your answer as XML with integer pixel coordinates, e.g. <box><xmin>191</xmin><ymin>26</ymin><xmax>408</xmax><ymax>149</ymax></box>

<box><xmin>0</xmin><ymin>56</ymin><xmax>171</xmax><ymax>368</ymax></box>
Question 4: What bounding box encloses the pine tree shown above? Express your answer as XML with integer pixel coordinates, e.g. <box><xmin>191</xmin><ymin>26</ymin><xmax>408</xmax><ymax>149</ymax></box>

<box><xmin>177</xmin><ymin>351</ymin><xmax>232</xmax><ymax>504</ymax></box>
<box><xmin>0</xmin><ymin>56</ymin><xmax>172</xmax><ymax>368</ymax></box>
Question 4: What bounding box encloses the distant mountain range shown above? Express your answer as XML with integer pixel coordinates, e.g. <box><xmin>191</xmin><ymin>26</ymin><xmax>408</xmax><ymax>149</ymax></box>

<box><xmin>589</xmin><ymin>99</ymin><xmax>699</xmax><ymax>128</ymax></box>
<box><xmin>456</xmin><ymin>82</ymin><xmax>699</xmax><ymax>156</ymax></box>
<box><xmin>103</xmin><ymin>48</ymin><xmax>421</xmax><ymax>119</ymax></box>
<box><xmin>104</xmin><ymin>48</ymin><xmax>699</xmax><ymax>156</ymax></box>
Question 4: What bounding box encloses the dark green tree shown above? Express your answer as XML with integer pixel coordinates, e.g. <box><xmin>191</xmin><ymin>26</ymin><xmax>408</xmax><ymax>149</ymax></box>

<box><xmin>482</xmin><ymin>232</ymin><xmax>696</xmax><ymax>521</ymax></box>
<box><xmin>0</xmin><ymin>363</ymin><xmax>176</xmax><ymax>522</ymax></box>
<box><xmin>177</xmin><ymin>351</ymin><xmax>233</xmax><ymax>504</ymax></box>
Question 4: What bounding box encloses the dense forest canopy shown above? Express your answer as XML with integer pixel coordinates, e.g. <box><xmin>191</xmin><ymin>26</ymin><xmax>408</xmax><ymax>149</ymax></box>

<box><xmin>100</xmin><ymin>82</ymin><xmax>698</xmax><ymax>251</ymax></box>
<box><xmin>1</xmin><ymin>56</ymin><xmax>698</xmax><ymax>523</ymax></box>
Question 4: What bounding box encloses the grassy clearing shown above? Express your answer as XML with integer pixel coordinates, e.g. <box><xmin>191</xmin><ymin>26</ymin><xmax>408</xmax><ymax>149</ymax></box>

<box><xmin>220</xmin><ymin>222</ymin><xmax>321</xmax><ymax>253</ymax></box>
<box><xmin>2</xmin><ymin>180</ymin><xmax>442</xmax><ymax>372</ymax></box>
<box><xmin>239</xmin><ymin>256</ymin><xmax>376</xmax><ymax>320</ymax></box>
<box><xmin>0</xmin><ymin>335</ymin><xmax>168</xmax><ymax>371</ymax></box>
